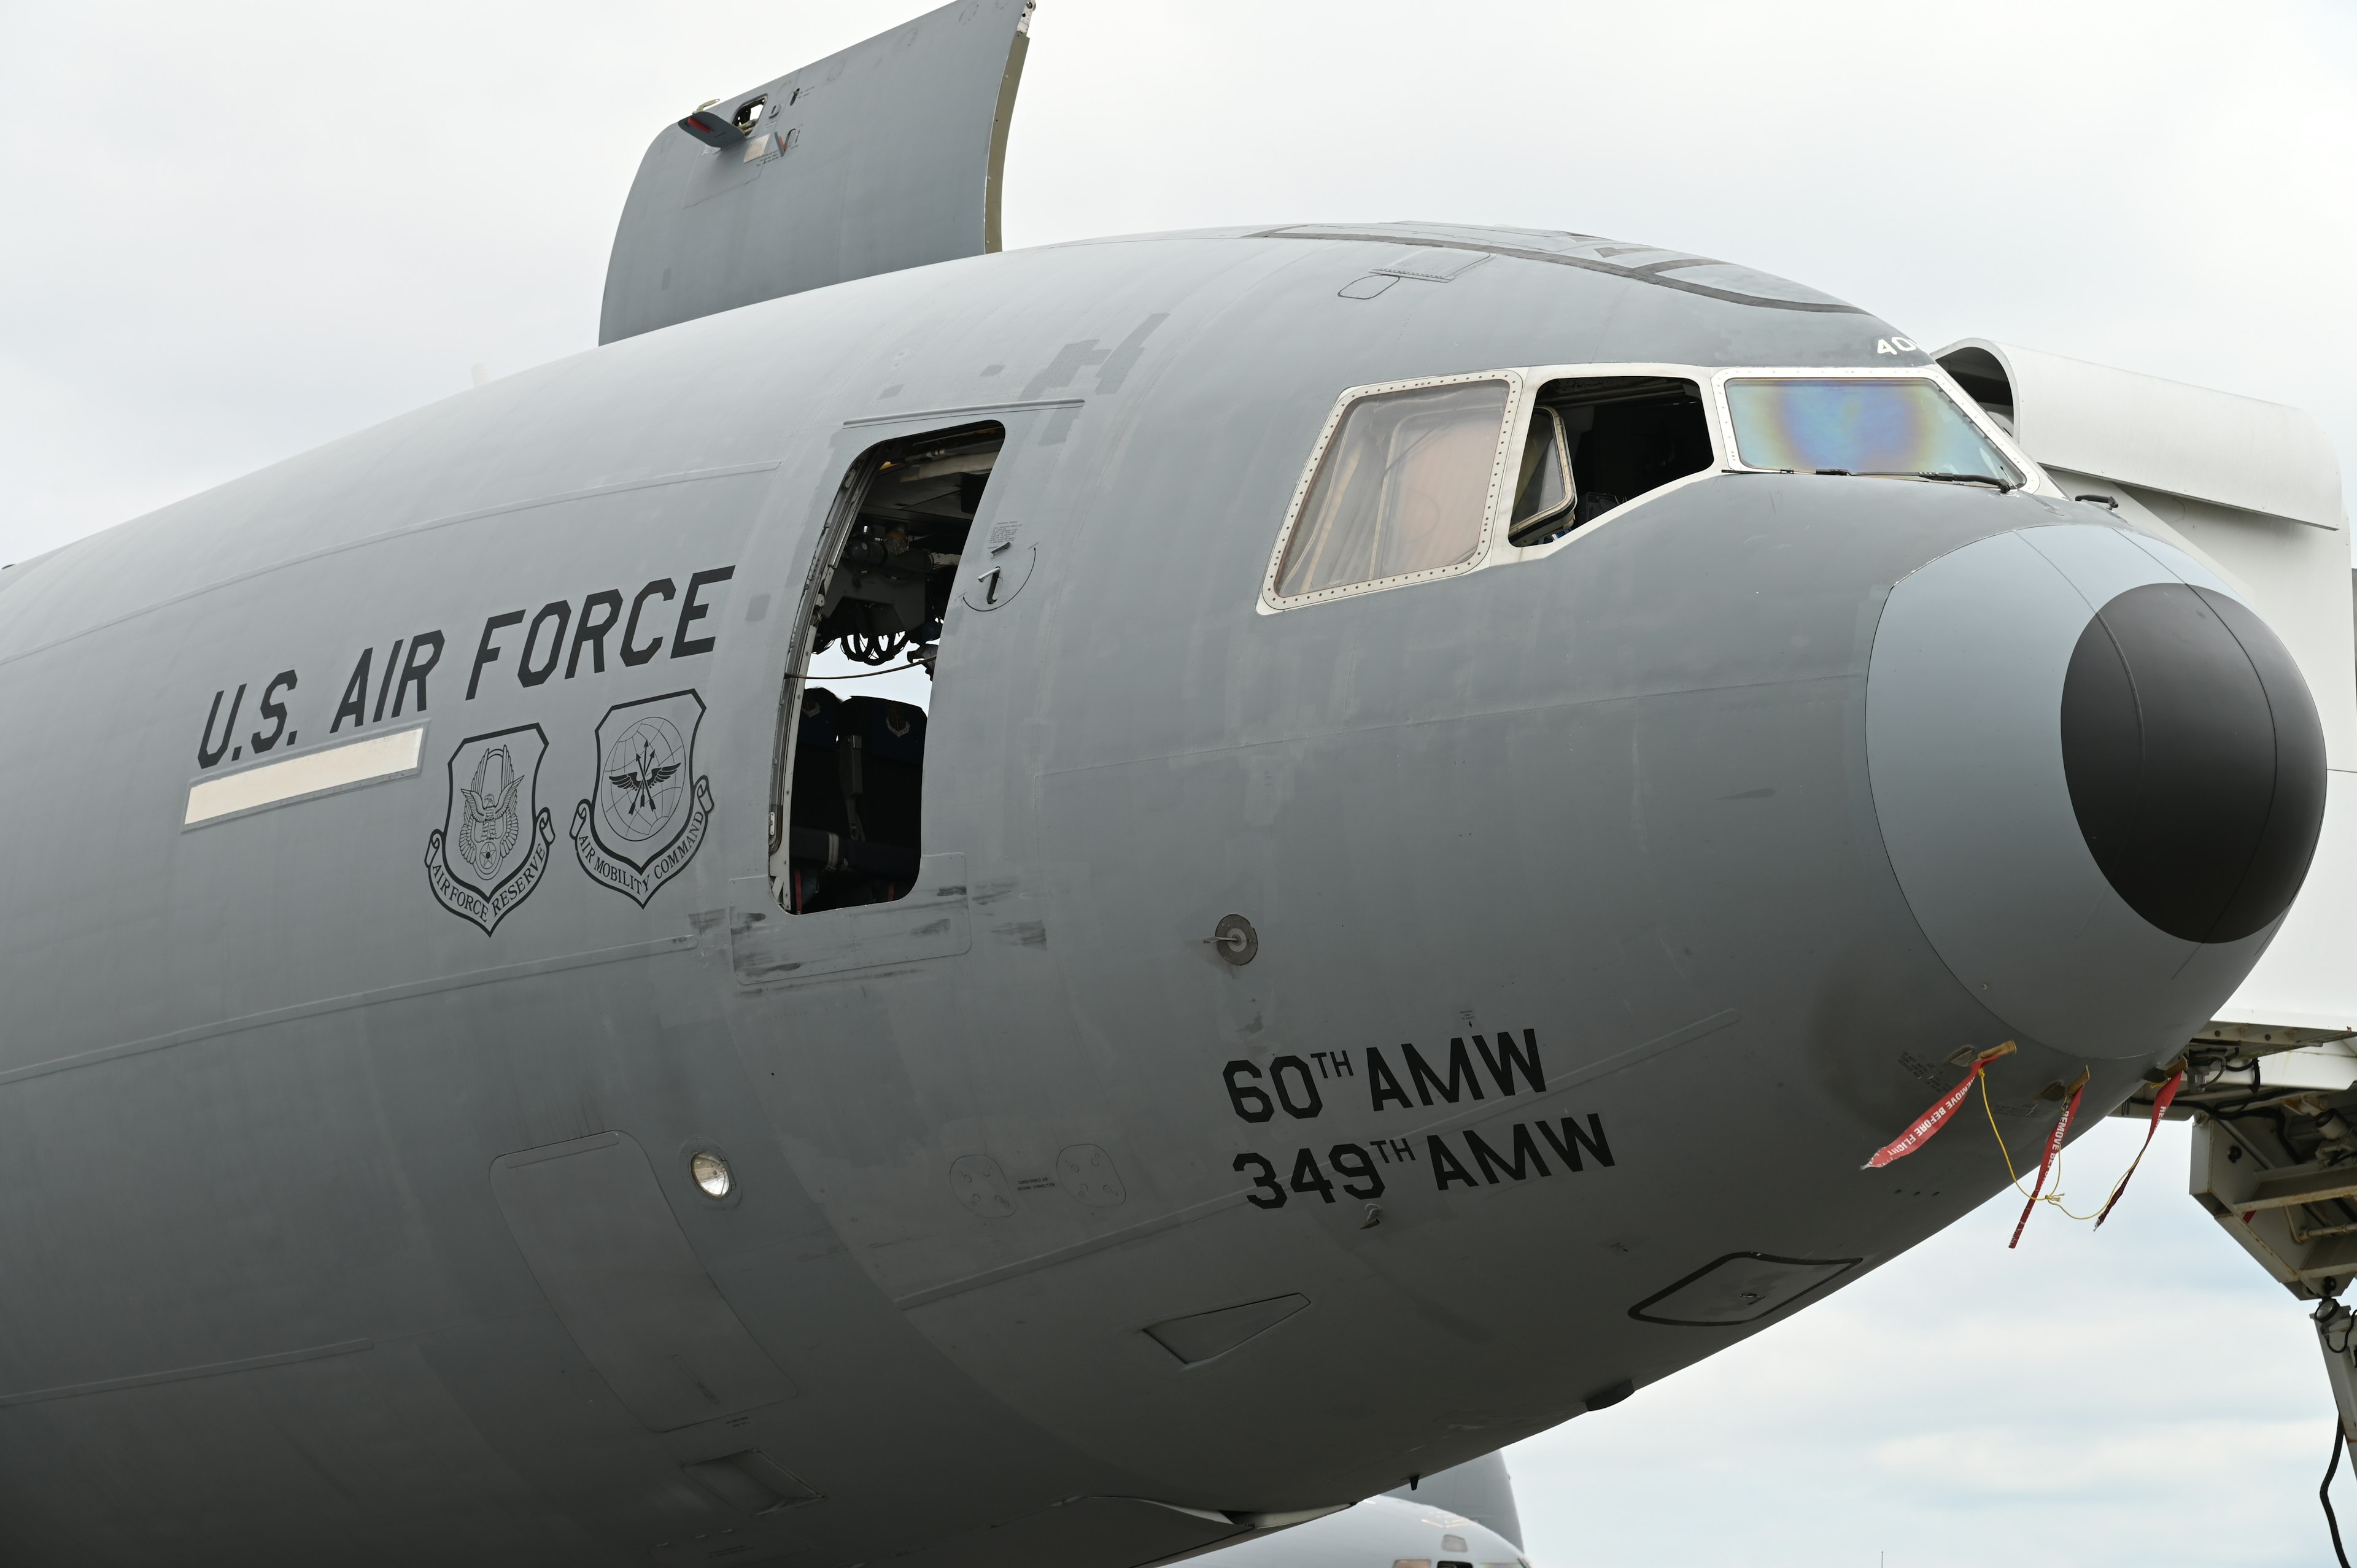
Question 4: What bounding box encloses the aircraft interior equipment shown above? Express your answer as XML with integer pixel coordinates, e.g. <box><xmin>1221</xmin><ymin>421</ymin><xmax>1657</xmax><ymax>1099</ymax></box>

<box><xmin>0</xmin><ymin>3</ymin><xmax>2350</xmax><ymax>1566</ymax></box>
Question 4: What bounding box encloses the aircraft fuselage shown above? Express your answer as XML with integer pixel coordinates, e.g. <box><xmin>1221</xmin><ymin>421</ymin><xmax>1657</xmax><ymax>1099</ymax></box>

<box><xmin>0</xmin><ymin>223</ymin><xmax>2319</xmax><ymax>1566</ymax></box>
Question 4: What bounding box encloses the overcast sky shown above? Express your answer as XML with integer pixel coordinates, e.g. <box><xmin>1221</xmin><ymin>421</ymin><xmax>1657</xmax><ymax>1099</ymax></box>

<box><xmin>5</xmin><ymin>2</ymin><xmax>2353</xmax><ymax>1564</ymax></box>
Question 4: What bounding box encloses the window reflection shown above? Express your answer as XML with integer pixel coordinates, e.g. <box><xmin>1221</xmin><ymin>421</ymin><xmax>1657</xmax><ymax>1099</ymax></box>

<box><xmin>1725</xmin><ymin>377</ymin><xmax>2018</xmax><ymax>486</ymax></box>
<box><xmin>1274</xmin><ymin>380</ymin><xmax>1509</xmax><ymax>598</ymax></box>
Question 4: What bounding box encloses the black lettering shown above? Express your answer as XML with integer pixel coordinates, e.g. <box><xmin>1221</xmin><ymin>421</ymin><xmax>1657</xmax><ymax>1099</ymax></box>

<box><xmin>250</xmin><ymin>671</ymin><xmax>296</xmax><ymax>754</ymax></box>
<box><xmin>1534</xmin><ymin>1113</ymin><xmax>1616</xmax><ymax>1173</ymax></box>
<box><xmin>1387</xmin><ymin>1138</ymin><xmax>1415</xmax><ymax>1163</ymax></box>
<box><xmin>1289</xmin><ymin>1148</ymin><xmax>1337</xmax><ymax>1204</ymax></box>
<box><xmin>467</xmin><ymin>611</ymin><xmax>526</xmax><ymax>700</ymax></box>
<box><xmin>1474</xmin><ymin>1029</ymin><xmax>1546</xmax><ymax>1097</ymax></box>
<box><xmin>1270</xmin><ymin>1055</ymin><xmax>1323</xmax><ymax>1119</ymax></box>
<box><xmin>371</xmin><ymin>638</ymin><xmax>404</xmax><ymax>723</ymax></box>
<box><xmin>393</xmin><ymin>633</ymin><xmax>443</xmax><ymax>716</ymax></box>
<box><xmin>198</xmin><ymin>684</ymin><xmax>246</xmax><ymax>768</ymax></box>
<box><xmin>622</xmin><ymin>579</ymin><xmax>675</xmax><ymax>666</ymax></box>
<box><xmin>1331</xmin><ymin>1051</ymin><xmax>1355</xmax><ymax>1079</ymax></box>
<box><xmin>1234</xmin><ymin>1152</ymin><xmax>1285</xmax><ymax>1208</ymax></box>
<box><xmin>1310</xmin><ymin>1051</ymin><xmax>1330</xmax><ymax>1079</ymax></box>
<box><xmin>1330</xmin><ymin>1143</ymin><xmax>1385</xmax><ymax>1199</ymax></box>
<box><xmin>671</xmin><ymin>565</ymin><xmax>734</xmax><ymax>658</ymax></box>
<box><xmin>1406</xmin><ymin>1039</ymin><xmax>1485</xmax><ymax>1106</ymax></box>
<box><xmin>1366</xmin><ymin>1048</ymin><xmax>1413</xmax><ymax>1112</ymax></box>
<box><xmin>516</xmin><ymin>601</ymin><xmax>569</xmax><ymax>688</ymax></box>
<box><xmin>1223</xmin><ymin>1061</ymin><xmax>1274</xmax><ymax>1123</ymax></box>
<box><xmin>1428</xmin><ymin>1135</ymin><xmax>1477</xmax><ymax>1191</ymax></box>
<box><xmin>331</xmin><ymin>650</ymin><xmax>371</xmax><ymax>733</ymax></box>
<box><xmin>1465</xmin><ymin>1123</ymin><xmax>1549</xmax><ymax>1184</ymax></box>
<box><xmin>567</xmin><ymin>589</ymin><xmax>624</xmax><ymax>678</ymax></box>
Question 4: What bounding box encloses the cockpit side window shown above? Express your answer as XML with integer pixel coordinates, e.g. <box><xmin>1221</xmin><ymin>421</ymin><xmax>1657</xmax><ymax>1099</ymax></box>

<box><xmin>1268</xmin><ymin>376</ymin><xmax>1513</xmax><ymax>603</ymax></box>
<box><xmin>1510</xmin><ymin>376</ymin><xmax>1712</xmax><ymax>546</ymax></box>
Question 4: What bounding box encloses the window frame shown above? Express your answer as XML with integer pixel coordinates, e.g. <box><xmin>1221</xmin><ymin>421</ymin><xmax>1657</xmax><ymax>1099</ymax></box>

<box><xmin>1497</xmin><ymin>365</ymin><xmax>1727</xmax><ymax>557</ymax></box>
<box><xmin>1259</xmin><ymin>369</ymin><xmax>1527</xmax><ymax>612</ymax></box>
<box><xmin>1506</xmin><ymin>403</ymin><xmax>1576</xmax><ymax>544</ymax></box>
<box><xmin>1259</xmin><ymin>362</ymin><xmax>1749</xmax><ymax>613</ymax></box>
<box><xmin>1256</xmin><ymin>359</ymin><xmax>2056</xmax><ymax>619</ymax></box>
<box><xmin>1706</xmin><ymin>365</ymin><xmax>2041</xmax><ymax>487</ymax></box>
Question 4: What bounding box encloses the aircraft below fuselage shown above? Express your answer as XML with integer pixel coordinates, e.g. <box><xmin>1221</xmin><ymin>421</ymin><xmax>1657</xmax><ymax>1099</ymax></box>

<box><xmin>0</xmin><ymin>4</ymin><xmax>2339</xmax><ymax>1567</ymax></box>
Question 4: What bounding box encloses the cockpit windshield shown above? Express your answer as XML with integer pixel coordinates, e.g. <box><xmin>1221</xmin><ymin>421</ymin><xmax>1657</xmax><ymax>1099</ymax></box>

<box><xmin>1724</xmin><ymin>377</ymin><xmax>2020</xmax><ymax>488</ymax></box>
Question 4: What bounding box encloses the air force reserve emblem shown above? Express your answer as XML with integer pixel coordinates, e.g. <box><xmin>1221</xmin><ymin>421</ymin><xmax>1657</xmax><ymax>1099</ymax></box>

<box><xmin>426</xmin><ymin>725</ymin><xmax>556</xmax><ymax>933</ymax></box>
<box><xmin>571</xmin><ymin>690</ymin><xmax>714</xmax><ymax>906</ymax></box>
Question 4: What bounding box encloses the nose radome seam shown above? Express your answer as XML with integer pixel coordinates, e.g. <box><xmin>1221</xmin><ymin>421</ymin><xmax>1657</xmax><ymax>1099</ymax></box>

<box><xmin>2079</xmin><ymin>609</ymin><xmax>2147</xmax><ymax>869</ymax></box>
<box><xmin>1865</xmin><ymin>523</ymin><xmax>2310</xmax><ymax>1059</ymax></box>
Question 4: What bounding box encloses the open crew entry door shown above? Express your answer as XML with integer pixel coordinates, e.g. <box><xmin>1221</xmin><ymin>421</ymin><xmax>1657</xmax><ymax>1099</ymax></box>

<box><xmin>768</xmin><ymin>422</ymin><xmax>1004</xmax><ymax>914</ymax></box>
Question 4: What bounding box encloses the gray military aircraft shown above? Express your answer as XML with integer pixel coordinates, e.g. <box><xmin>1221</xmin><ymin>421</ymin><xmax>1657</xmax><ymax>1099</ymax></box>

<box><xmin>1221</xmin><ymin>1453</ymin><xmax>1528</xmax><ymax>1568</ymax></box>
<box><xmin>0</xmin><ymin>2</ymin><xmax>2334</xmax><ymax>1565</ymax></box>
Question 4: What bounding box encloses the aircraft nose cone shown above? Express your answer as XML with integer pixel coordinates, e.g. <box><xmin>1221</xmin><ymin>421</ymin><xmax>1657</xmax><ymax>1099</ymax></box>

<box><xmin>1867</xmin><ymin>524</ymin><xmax>2326</xmax><ymax>1059</ymax></box>
<box><xmin>2061</xmin><ymin>581</ymin><xmax>2327</xmax><ymax>944</ymax></box>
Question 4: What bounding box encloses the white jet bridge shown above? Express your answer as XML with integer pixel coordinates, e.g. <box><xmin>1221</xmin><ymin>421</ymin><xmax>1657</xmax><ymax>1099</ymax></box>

<box><xmin>1938</xmin><ymin>339</ymin><xmax>2357</xmax><ymax>1535</ymax></box>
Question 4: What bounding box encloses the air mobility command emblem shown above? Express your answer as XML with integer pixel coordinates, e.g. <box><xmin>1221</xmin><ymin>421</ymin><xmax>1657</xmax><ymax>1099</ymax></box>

<box><xmin>571</xmin><ymin>690</ymin><xmax>713</xmax><ymax>906</ymax></box>
<box><xmin>427</xmin><ymin>725</ymin><xmax>555</xmax><ymax>933</ymax></box>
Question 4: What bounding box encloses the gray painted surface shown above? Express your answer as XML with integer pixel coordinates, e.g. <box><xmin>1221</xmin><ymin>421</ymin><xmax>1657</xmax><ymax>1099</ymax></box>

<box><xmin>1199</xmin><ymin>1492</ymin><xmax>1524</xmax><ymax>1568</ymax></box>
<box><xmin>1385</xmin><ymin>1451</ymin><xmax>1523</xmax><ymax>1550</ymax></box>
<box><xmin>490</xmin><ymin>1131</ymin><xmax>798</xmax><ymax>1430</ymax></box>
<box><xmin>1867</xmin><ymin>523</ymin><xmax>2283</xmax><ymax>1058</ymax></box>
<box><xmin>598</xmin><ymin>0</ymin><xmax>1031</xmax><ymax>344</ymax></box>
<box><xmin>0</xmin><ymin>160</ymin><xmax>2309</xmax><ymax>1568</ymax></box>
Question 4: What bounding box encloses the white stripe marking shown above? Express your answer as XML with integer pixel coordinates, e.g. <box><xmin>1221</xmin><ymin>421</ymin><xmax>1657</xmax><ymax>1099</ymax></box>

<box><xmin>184</xmin><ymin>727</ymin><xmax>424</xmax><ymax>826</ymax></box>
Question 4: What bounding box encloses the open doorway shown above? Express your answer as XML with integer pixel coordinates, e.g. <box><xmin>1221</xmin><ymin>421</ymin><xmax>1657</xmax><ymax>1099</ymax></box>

<box><xmin>768</xmin><ymin>422</ymin><xmax>1003</xmax><ymax>914</ymax></box>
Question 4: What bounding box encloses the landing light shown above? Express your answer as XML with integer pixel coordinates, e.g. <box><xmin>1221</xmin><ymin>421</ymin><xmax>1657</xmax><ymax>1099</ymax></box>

<box><xmin>691</xmin><ymin>1150</ymin><xmax>733</xmax><ymax>1198</ymax></box>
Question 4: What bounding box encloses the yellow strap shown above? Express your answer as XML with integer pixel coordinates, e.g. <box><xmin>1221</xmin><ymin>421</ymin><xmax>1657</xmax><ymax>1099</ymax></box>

<box><xmin>1980</xmin><ymin>1068</ymin><xmax>2030</xmax><ymax>1191</ymax></box>
<box><xmin>1979</xmin><ymin>1068</ymin><xmax>2103</xmax><ymax>1221</ymax></box>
